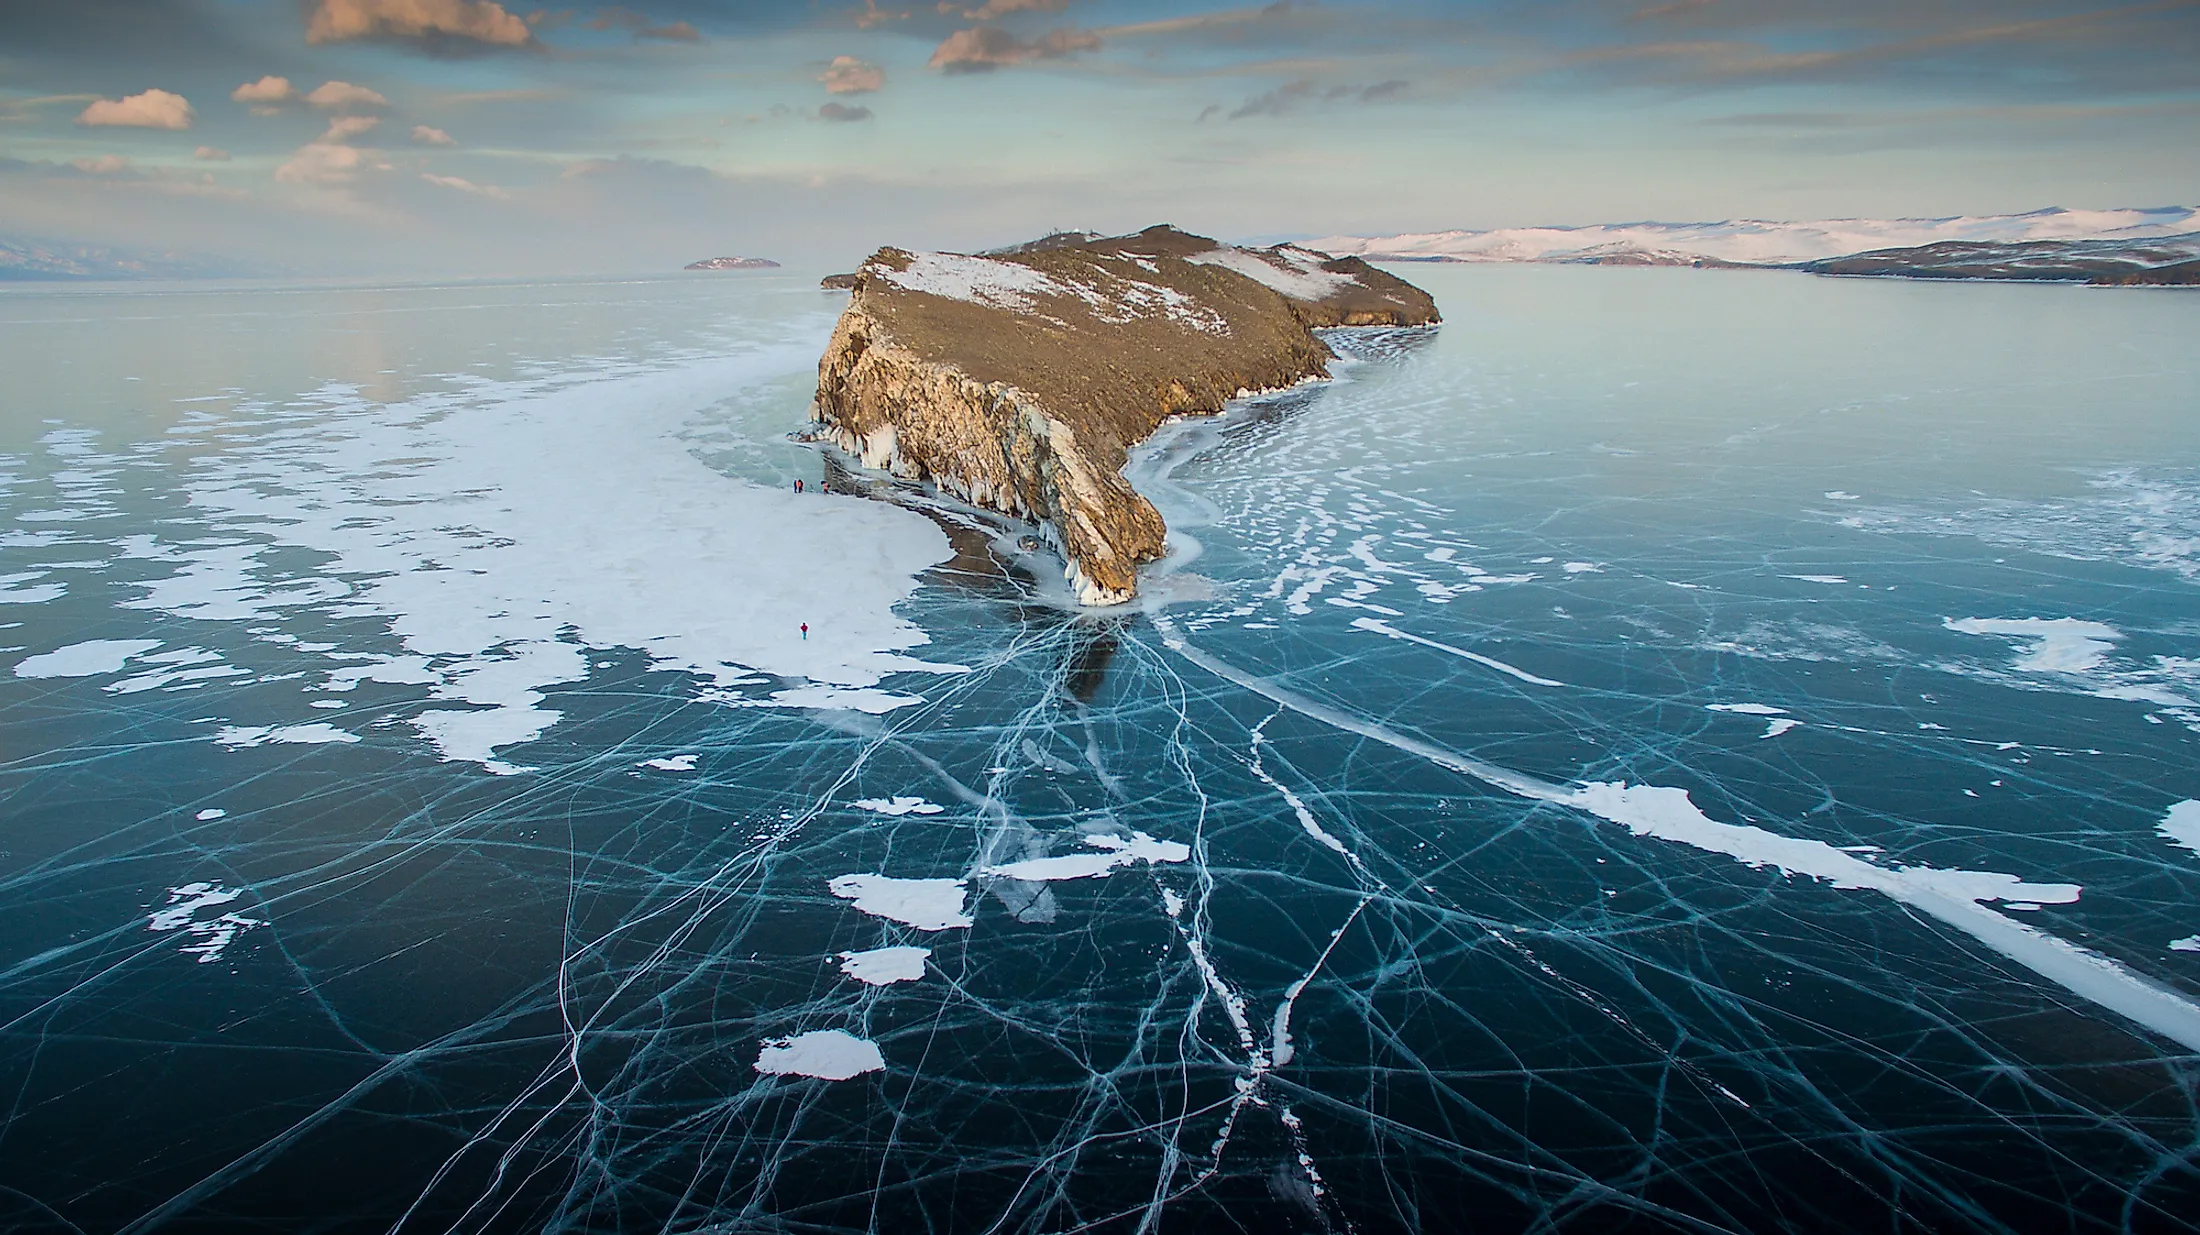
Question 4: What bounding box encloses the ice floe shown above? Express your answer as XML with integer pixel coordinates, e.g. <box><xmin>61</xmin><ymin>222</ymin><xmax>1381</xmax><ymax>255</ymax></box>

<box><xmin>837</xmin><ymin>946</ymin><xmax>930</xmax><ymax>985</ymax></box>
<box><xmin>753</xmin><ymin>1029</ymin><xmax>885</xmax><ymax>1081</ymax></box>
<box><xmin>852</xmin><ymin>796</ymin><xmax>945</xmax><ymax>816</ymax></box>
<box><xmin>121</xmin><ymin>337</ymin><xmax>956</xmax><ymax>773</ymax></box>
<box><xmin>2161</xmin><ymin>800</ymin><xmax>2200</xmax><ymax>857</ymax></box>
<box><xmin>13</xmin><ymin>638</ymin><xmax>161</xmax><ymax>678</ymax></box>
<box><xmin>148</xmin><ymin>882</ymin><xmax>263</xmax><ymax>964</ymax></box>
<box><xmin>979</xmin><ymin>831</ymin><xmax>1190</xmax><ymax>882</ymax></box>
<box><xmin>827</xmin><ymin>874</ymin><xmax>973</xmax><ymax>930</ymax></box>
<box><xmin>213</xmin><ymin>723</ymin><xmax>360</xmax><ymax>748</ymax></box>
<box><xmin>1945</xmin><ymin>617</ymin><xmax>2122</xmax><ymax>674</ymax></box>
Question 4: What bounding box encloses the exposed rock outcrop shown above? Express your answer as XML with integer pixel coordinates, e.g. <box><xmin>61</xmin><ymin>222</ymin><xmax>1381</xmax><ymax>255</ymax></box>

<box><xmin>811</xmin><ymin>225</ymin><xmax>1438</xmax><ymax>604</ymax></box>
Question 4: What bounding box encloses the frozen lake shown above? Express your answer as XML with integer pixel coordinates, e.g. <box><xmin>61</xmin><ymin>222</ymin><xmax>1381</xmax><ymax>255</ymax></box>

<box><xmin>2</xmin><ymin>264</ymin><xmax>2196</xmax><ymax>1233</ymax></box>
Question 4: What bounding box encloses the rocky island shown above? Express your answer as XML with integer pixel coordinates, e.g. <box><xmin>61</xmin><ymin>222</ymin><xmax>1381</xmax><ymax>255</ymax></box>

<box><xmin>685</xmin><ymin>256</ymin><xmax>780</xmax><ymax>270</ymax></box>
<box><xmin>811</xmin><ymin>225</ymin><xmax>1439</xmax><ymax>604</ymax></box>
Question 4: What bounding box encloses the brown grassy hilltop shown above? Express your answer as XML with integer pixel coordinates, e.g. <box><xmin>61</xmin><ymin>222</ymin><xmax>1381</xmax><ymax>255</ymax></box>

<box><xmin>812</xmin><ymin>225</ymin><xmax>1439</xmax><ymax>604</ymax></box>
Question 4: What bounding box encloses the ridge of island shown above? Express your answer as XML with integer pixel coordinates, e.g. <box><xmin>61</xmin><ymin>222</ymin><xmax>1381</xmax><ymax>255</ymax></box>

<box><xmin>686</xmin><ymin>256</ymin><xmax>781</xmax><ymax>270</ymax></box>
<box><xmin>811</xmin><ymin>225</ymin><xmax>1440</xmax><ymax>605</ymax></box>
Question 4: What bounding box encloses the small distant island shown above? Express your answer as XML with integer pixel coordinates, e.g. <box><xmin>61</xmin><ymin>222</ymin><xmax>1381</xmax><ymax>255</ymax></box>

<box><xmin>810</xmin><ymin>225</ymin><xmax>1438</xmax><ymax>605</ymax></box>
<box><xmin>684</xmin><ymin>256</ymin><xmax>780</xmax><ymax>271</ymax></box>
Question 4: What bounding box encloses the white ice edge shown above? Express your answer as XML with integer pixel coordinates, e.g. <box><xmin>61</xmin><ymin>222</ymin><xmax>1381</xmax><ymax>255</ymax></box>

<box><xmin>124</xmin><ymin>332</ymin><xmax>957</xmax><ymax>773</ymax></box>
<box><xmin>2163</xmin><ymin>800</ymin><xmax>2200</xmax><ymax>858</ymax></box>
<box><xmin>1154</xmin><ymin>614</ymin><xmax>2200</xmax><ymax>1054</ymax></box>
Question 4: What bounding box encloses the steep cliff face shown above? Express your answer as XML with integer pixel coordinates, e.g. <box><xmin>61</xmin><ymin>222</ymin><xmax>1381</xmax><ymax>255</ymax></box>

<box><xmin>812</xmin><ymin>225</ymin><xmax>1438</xmax><ymax>604</ymax></box>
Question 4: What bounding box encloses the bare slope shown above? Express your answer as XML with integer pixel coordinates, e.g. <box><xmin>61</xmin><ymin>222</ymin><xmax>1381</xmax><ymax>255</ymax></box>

<box><xmin>812</xmin><ymin>225</ymin><xmax>1438</xmax><ymax>604</ymax></box>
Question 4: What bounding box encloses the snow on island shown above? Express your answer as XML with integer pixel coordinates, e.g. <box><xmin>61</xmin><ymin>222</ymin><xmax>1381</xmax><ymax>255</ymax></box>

<box><xmin>811</xmin><ymin>225</ymin><xmax>1439</xmax><ymax>605</ymax></box>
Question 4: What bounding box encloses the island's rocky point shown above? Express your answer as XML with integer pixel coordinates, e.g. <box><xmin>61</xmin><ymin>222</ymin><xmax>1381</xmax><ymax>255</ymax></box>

<box><xmin>811</xmin><ymin>225</ymin><xmax>1438</xmax><ymax>605</ymax></box>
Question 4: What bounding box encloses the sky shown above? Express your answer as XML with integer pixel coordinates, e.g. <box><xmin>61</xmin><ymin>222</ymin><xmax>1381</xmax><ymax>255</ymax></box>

<box><xmin>1</xmin><ymin>0</ymin><xmax>2196</xmax><ymax>275</ymax></box>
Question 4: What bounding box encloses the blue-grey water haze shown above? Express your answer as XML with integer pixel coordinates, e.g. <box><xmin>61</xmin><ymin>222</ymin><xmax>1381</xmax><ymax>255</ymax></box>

<box><xmin>2</xmin><ymin>265</ymin><xmax>2197</xmax><ymax>1233</ymax></box>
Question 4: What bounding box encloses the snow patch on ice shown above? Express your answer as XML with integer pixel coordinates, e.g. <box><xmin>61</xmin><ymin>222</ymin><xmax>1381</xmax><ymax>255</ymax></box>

<box><xmin>2161</xmin><ymin>800</ymin><xmax>2200</xmax><ymax>858</ymax></box>
<box><xmin>639</xmin><ymin>754</ymin><xmax>698</xmax><ymax>771</ymax></box>
<box><xmin>1708</xmin><ymin>703</ymin><xmax>1788</xmax><ymax>716</ymax></box>
<box><xmin>1945</xmin><ymin>617</ymin><xmax>2122</xmax><ymax>674</ymax></box>
<box><xmin>837</xmin><ymin>946</ymin><xmax>929</xmax><ymax>985</ymax></box>
<box><xmin>979</xmin><ymin>830</ymin><xmax>1190</xmax><ymax>882</ymax></box>
<box><xmin>827</xmin><ymin>874</ymin><xmax>972</xmax><ymax>930</ymax></box>
<box><xmin>213</xmin><ymin>723</ymin><xmax>360</xmax><ymax>748</ymax></box>
<box><xmin>853</xmin><ymin>796</ymin><xmax>945</xmax><ymax>816</ymax></box>
<box><xmin>13</xmin><ymin>638</ymin><xmax>161</xmax><ymax>678</ymax></box>
<box><xmin>753</xmin><ymin>1029</ymin><xmax>884</xmax><ymax>1080</ymax></box>
<box><xmin>118</xmin><ymin>335</ymin><xmax>955</xmax><ymax>773</ymax></box>
<box><xmin>148</xmin><ymin>882</ymin><xmax>264</xmax><ymax>964</ymax></box>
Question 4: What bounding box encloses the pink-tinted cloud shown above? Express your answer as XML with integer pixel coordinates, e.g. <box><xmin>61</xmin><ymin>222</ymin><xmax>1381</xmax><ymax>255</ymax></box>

<box><xmin>195</xmin><ymin>146</ymin><xmax>233</xmax><ymax>161</ymax></box>
<box><xmin>929</xmin><ymin>25</ymin><xmax>1100</xmax><ymax>72</ymax></box>
<box><xmin>586</xmin><ymin>7</ymin><xmax>704</xmax><ymax>41</ymax></box>
<box><xmin>305</xmin><ymin>0</ymin><xmax>534</xmax><ymax>47</ymax></box>
<box><xmin>819</xmin><ymin>55</ymin><xmax>885</xmax><ymax>94</ymax></box>
<box><xmin>963</xmin><ymin>0</ymin><xmax>1066</xmax><ymax>18</ymax></box>
<box><xmin>77</xmin><ymin>89</ymin><xmax>194</xmax><ymax>130</ymax></box>
<box><xmin>71</xmin><ymin>155</ymin><xmax>132</xmax><ymax>174</ymax></box>
<box><xmin>306</xmin><ymin>81</ymin><xmax>390</xmax><ymax>110</ymax></box>
<box><xmin>321</xmin><ymin>115</ymin><xmax>382</xmax><ymax>142</ymax></box>
<box><xmin>818</xmin><ymin>101</ymin><xmax>874</xmax><ymax>122</ymax></box>
<box><xmin>421</xmin><ymin>171</ymin><xmax>510</xmax><ymax>198</ymax></box>
<box><xmin>412</xmin><ymin>124</ymin><xmax>457</xmax><ymax>145</ymax></box>
<box><xmin>276</xmin><ymin>141</ymin><xmax>391</xmax><ymax>185</ymax></box>
<box><xmin>231</xmin><ymin>76</ymin><xmax>298</xmax><ymax>104</ymax></box>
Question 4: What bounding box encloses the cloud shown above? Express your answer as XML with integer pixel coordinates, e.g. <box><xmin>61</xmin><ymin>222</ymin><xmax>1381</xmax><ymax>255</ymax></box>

<box><xmin>586</xmin><ymin>7</ymin><xmax>703</xmax><ymax>41</ymax></box>
<box><xmin>853</xmin><ymin>1</ymin><xmax>910</xmax><ymax>29</ymax></box>
<box><xmin>962</xmin><ymin>0</ymin><xmax>1066</xmax><ymax>17</ymax></box>
<box><xmin>276</xmin><ymin>141</ymin><xmax>389</xmax><ymax>185</ymax></box>
<box><xmin>71</xmin><ymin>155</ymin><xmax>132</xmax><ymax>174</ymax></box>
<box><xmin>306</xmin><ymin>81</ymin><xmax>390</xmax><ymax>110</ymax></box>
<box><xmin>1227</xmin><ymin>78</ymin><xmax>1410</xmax><ymax>118</ymax></box>
<box><xmin>820</xmin><ymin>55</ymin><xmax>885</xmax><ymax>94</ymax></box>
<box><xmin>322</xmin><ymin>115</ymin><xmax>382</xmax><ymax>141</ymax></box>
<box><xmin>305</xmin><ymin>0</ymin><xmax>534</xmax><ymax>47</ymax></box>
<box><xmin>818</xmin><ymin>102</ymin><xmax>875</xmax><ymax>122</ymax></box>
<box><xmin>412</xmin><ymin>124</ymin><xmax>457</xmax><ymax>144</ymax></box>
<box><xmin>422</xmin><ymin>171</ymin><xmax>510</xmax><ymax>198</ymax></box>
<box><xmin>928</xmin><ymin>25</ymin><xmax>1101</xmax><ymax>72</ymax></box>
<box><xmin>194</xmin><ymin>146</ymin><xmax>232</xmax><ymax>161</ymax></box>
<box><xmin>76</xmin><ymin>89</ymin><xmax>194</xmax><ymax>130</ymax></box>
<box><xmin>231</xmin><ymin>76</ymin><xmax>298</xmax><ymax>105</ymax></box>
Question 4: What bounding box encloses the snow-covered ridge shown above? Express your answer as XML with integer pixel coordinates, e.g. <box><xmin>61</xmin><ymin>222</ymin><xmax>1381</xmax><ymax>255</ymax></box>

<box><xmin>1308</xmin><ymin>206</ymin><xmax>2200</xmax><ymax>267</ymax></box>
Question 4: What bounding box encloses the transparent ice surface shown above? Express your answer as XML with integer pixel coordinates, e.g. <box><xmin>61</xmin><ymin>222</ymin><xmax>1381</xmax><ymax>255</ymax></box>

<box><xmin>1</xmin><ymin>267</ymin><xmax>2197</xmax><ymax>1233</ymax></box>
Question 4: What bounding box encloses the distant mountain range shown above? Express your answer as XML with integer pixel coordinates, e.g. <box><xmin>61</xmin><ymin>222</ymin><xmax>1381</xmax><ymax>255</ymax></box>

<box><xmin>0</xmin><ymin>236</ymin><xmax>249</xmax><ymax>281</ymax></box>
<box><xmin>1307</xmin><ymin>207</ymin><xmax>2200</xmax><ymax>281</ymax></box>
